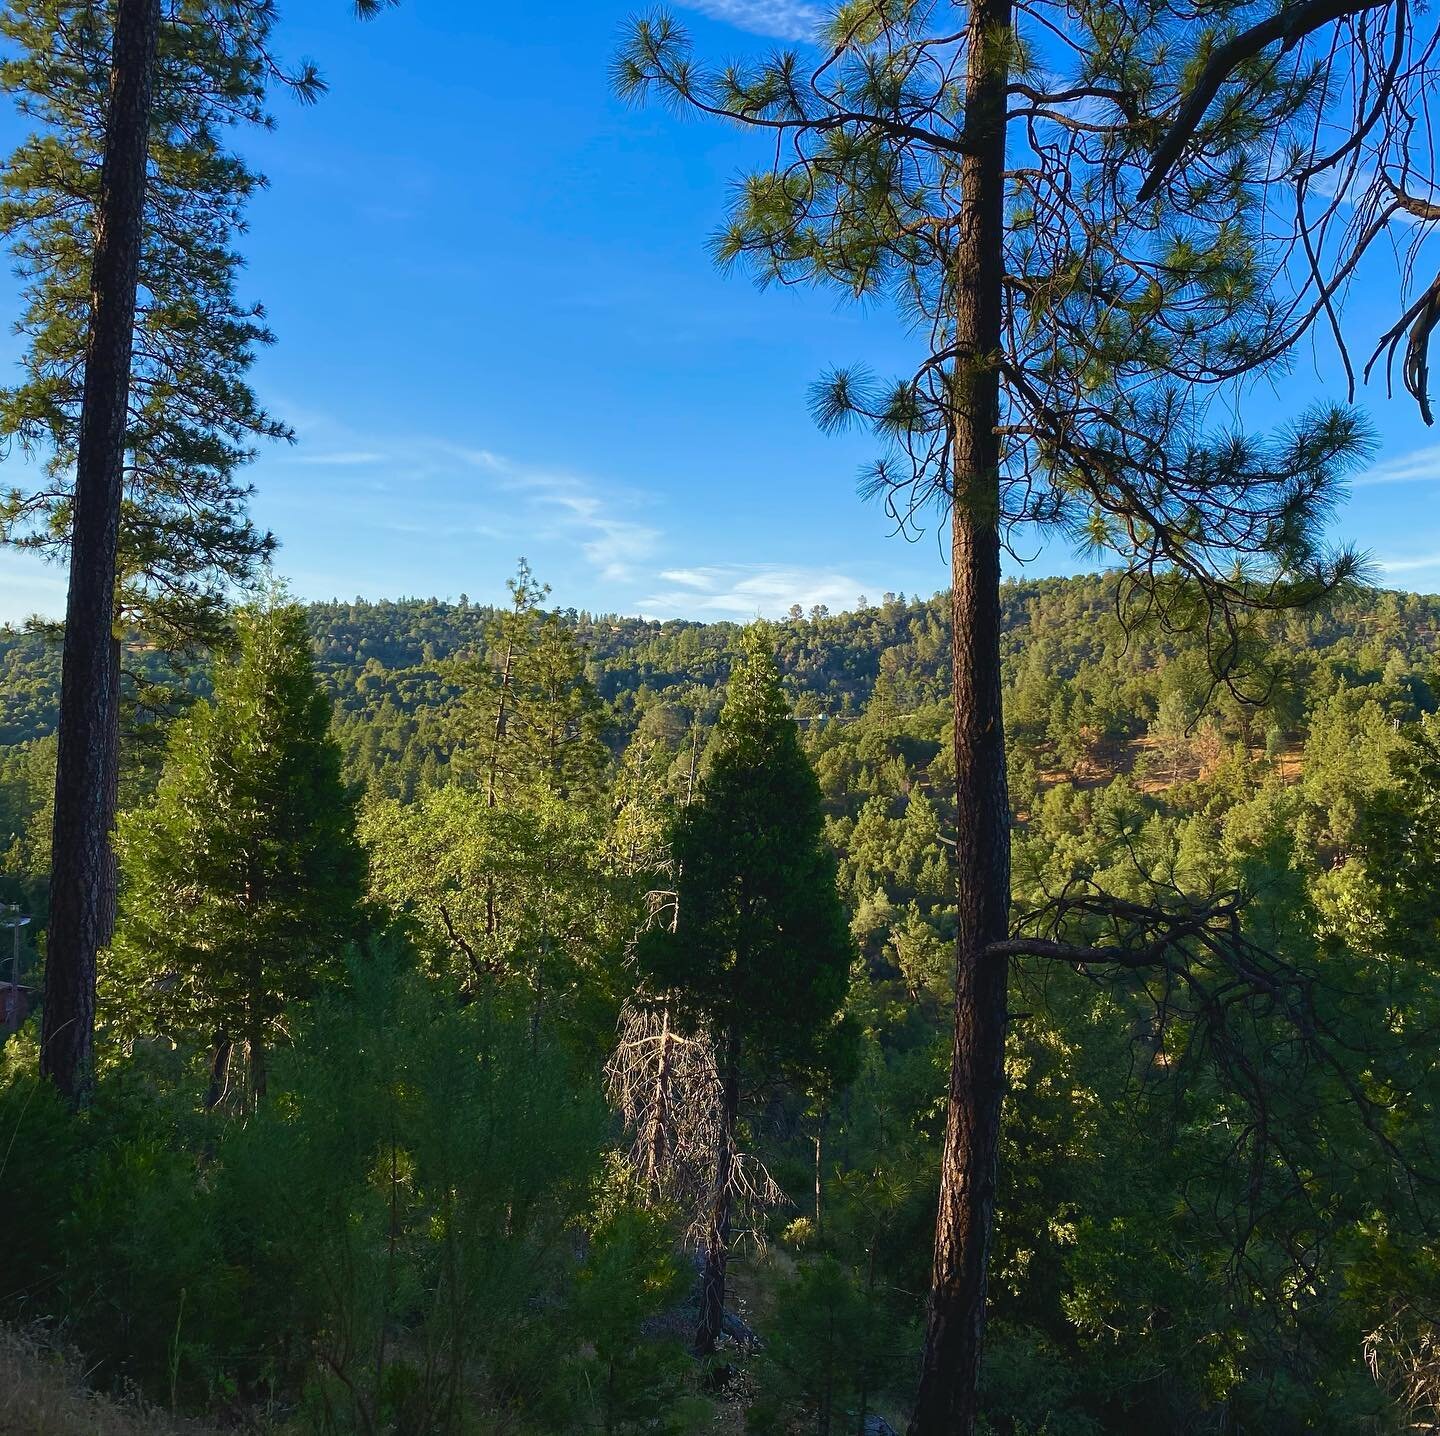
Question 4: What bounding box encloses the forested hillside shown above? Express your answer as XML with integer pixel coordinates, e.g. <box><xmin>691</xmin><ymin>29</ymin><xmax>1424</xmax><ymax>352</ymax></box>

<box><xmin>7</xmin><ymin>0</ymin><xmax>1440</xmax><ymax>1429</ymax></box>
<box><xmin>6</xmin><ymin>571</ymin><xmax>1440</xmax><ymax>1430</ymax></box>
<box><xmin>6</xmin><ymin>569</ymin><xmax>1435</xmax><ymax>788</ymax></box>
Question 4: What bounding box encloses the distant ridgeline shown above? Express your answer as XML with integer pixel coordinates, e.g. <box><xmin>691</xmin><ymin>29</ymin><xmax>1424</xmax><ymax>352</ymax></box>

<box><xmin>2</xmin><ymin>574</ymin><xmax>1439</xmax><ymax>806</ymax></box>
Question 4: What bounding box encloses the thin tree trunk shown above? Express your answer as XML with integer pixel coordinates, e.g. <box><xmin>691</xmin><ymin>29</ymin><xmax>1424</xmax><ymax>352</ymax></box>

<box><xmin>909</xmin><ymin>0</ymin><xmax>1012</xmax><ymax>1430</ymax></box>
<box><xmin>247</xmin><ymin>949</ymin><xmax>267</xmax><ymax>1107</ymax></box>
<box><xmin>248</xmin><ymin>1027</ymin><xmax>266</xmax><ymax>1107</ymax></box>
<box><xmin>694</xmin><ymin>1025</ymin><xmax>740</xmax><ymax>1356</ymax></box>
<box><xmin>484</xmin><ymin>641</ymin><xmax>513</xmax><ymax>942</ymax></box>
<box><xmin>814</xmin><ymin>1101</ymin><xmax>827</xmax><ymax>1242</ymax></box>
<box><xmin>41</xmin><ymin>0</ymin><xmax>160</xmax><ymax>1104</ymax></box>
<box><xmin>857</xmin><ymin>1235</ymin><xmax>879</xmax><ymax>1435</ymax></box>
<box><xmin>204</xmin><ymin>1034</ymin><xmax>234</xmax><ymax>1111</ymax></box>
<box><xmin>644</xmin><ymin>1002</ymin><xmax>675</xmax><ymax>1202</ymax></box>
<box><xmin>485</xmin><ymin>640</ymin><xmax>514</xmax><ymax>810</ymax></box>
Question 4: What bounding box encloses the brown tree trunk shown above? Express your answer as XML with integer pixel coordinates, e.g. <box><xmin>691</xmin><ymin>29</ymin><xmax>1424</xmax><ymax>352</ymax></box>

<box><xmin>204</xmin><ymin>1034</ymin><xmax>234</xmax><ymax>1111</ymax></box>
<box><xmin>247</xmin><ymin>949</ymin><xmax>267</xmax><ymax>1107</ymax></box>
<box><xmin>486</xmin><ymin>640</ymin><xmax>514</xmax><ymax>810</ymax></box>
<box><xmin>814</xmin><ymin>1100</ymin><xmax>827</xmax><ymax>1241</ymax></box>
<box><xmin>909</xmin><ymin>0</ymin><xmax>1012</xmax><ymax>1431</ymax></box>
<box><xmin>41</xmin><ymin>0</ymin><xmax>160</xmax><ymax>1104</ymax></box>
<box><xmin>694</xmin><ymin>1025</ymin><xmax>740</xmax><ymax>1356</ymax></box>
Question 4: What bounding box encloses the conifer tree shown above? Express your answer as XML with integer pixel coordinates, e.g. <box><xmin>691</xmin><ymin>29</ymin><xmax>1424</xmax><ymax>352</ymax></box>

<box><xmin>617</xmin><ymin>1</ymin><xmax>1434</xmax><ymax>1426</ymax></box>
<box><xmin>446</xmin><ymin>560</ymin><xmax>608</xmax><ymax>808</ymax></box>
<box><xmin>23</xmin><ymin>0</ymin><xmax>161</xmax><ymax>1103</ymax></box>
<box><xmin>638</xmin><ymin>628</ymin><xmax>854</xmax><ymax>1354</ymax></box>
<box><xmin>106</xmin><ymin>601</ymin><xmax>365</xmax><ymax>1107</ymax></box>
<box><xmin>3</xmin><ymin>0</ymin><xmax>389</xmax><ymax>1103</ymax></box>
<box><xmin>0</xmin><ymin>0</ymin><xmax>308</xmax><ymax>652</ymax></box>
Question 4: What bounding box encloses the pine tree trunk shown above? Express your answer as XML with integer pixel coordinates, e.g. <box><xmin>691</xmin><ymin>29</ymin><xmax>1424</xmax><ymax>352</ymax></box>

<box><xmin>694</xmin><ymin>1025</ymin><xmax>740</xmax><ymax>1356</ymax></box>
<box><xmin>41</xmin><ymin>0</ymin><xmax>160</xmax><ymax>1104</ymax></box>
<box><xmin>909</xmin><ymin>0</ymin><xmax>1012</xmax><ymax>1430</ymax></box>
<box><xmin>814</xmin><ymin>1101</ymin><xmax>827</xmax><ymax>1241</ymax></box>
<box><xmin>247</xmin><ymin>949</ymin><xmax>267</xmax><ymax>1107</ymax></box>
<box><xmin>248</xmin><ymin>1027</ymin><xmax>267</xmax><ymax>1107</ymax></box>
<box><xmin>101</xmin><ymin>635</ymin><xmax>122</xmax><ymax>944</ymax></box>
<box><xmin>204</xmin><ymin>1034</ymin><xmax>234</xmax><ymax>1110</ymax></box>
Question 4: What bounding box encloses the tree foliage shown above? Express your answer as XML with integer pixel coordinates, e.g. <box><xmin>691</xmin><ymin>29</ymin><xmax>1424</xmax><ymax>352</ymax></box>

<box><xmin>105</xmin><ymin>600</ymin><xmax>364</xmax><ymax>1101</ymax></box>
<box><xmin>0</xmin><ymin>0</ymin><xmax>314</xmax><ymax>652</ymax></box>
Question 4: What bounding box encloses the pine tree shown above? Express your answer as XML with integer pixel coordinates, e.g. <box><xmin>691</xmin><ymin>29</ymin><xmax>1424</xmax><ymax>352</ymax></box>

<box><xmin>616</xmin><ymin>2</ymin><xmax>1430</xmax><ymax>1426</ymax></box>
<box><xmin>0</xmin><ymin>0</ymin><xmax>309</xmax><ymax>654</ymax></box>
<box><xmin>5</xmin><ymin>0</ymin><xmax>390</xmax><ymax>1104</ymax></box>
<box><xmin>638</xmin><ymin>627</ymin><xmax>854</xmax><ymax>1354</ymax></box>
<box><xmin>4</xmin><ymin>0</ymin><xmax>302</xmax><ymax>1102</ymax></box>
<box><xmin>446</xmin><ymin>560</ymin><xmax>608</xmax><ymax>807</ymax></box>
<box><xmin>106</xmin><ymin>601</ymin><xmax>365</xmax><ymax>1107</ymax></box>
<box><xmin>28</xmin><ymin>0</ymin><xmax>161</xmax><ymax>1104</ymax></box>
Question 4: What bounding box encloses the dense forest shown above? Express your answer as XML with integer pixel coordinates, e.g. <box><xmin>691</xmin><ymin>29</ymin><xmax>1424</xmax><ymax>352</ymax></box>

<box><xmin>5</xmin><ymin>0</ymin><xmax>1440</xmax><ymax>1433</ymax></box>
<box><xmin>6</xmin><ymin>571</ymin><xmax>1440</xmax><ymax>1431</ymax></box>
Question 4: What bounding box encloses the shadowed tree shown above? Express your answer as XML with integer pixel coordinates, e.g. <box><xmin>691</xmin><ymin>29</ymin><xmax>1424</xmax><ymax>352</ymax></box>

<box><xmin>615</xmin><ymin>0</ymin><xmax>1436</xmax><ymax>1427</ymax></box>
<box><xmin>24</xmin><ymin>0</ymin><xmax>161</xmax><ymax>1104</ymax></box>
<box><xmin>637</xmin><ymin>628</ymin><xmax>854</xmax><ymax>1354</ymax></box>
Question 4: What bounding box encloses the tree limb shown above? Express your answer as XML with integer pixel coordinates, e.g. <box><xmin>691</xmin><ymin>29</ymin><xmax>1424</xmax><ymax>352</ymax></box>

<box><xmin>1138</xmin><ymin>0</ymin><xmax>1392</xmax><ymax>202</ymax></box>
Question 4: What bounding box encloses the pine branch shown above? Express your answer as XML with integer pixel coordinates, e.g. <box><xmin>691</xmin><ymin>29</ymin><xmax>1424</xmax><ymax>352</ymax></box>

<box><xmin>1138</xmin><ymin>0</ymin><xmax>1392</xmax><ymax>202</ymax></box>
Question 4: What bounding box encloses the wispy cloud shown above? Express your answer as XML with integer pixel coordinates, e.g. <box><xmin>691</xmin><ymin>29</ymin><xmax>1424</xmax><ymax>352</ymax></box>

<box><xmin>292</xmin><ymin>450</ymin><xmax>386</xmax><ymax>467</ymax></box>
<box><xmin>679</xmin><ymin>0</ymin><xmax>823</xmax><ymax>41</ymax></box>
<box><xmin>1354</xmin><ymin>445</ymin><xmax>1440</xmax><ymax>486</ymax></box>
<box><xmin>1377</xmin><ymin>551</ymin><xmax>1440</xmax><ymax>575</ymax></box>
<box><xmin>268</xmin><ymin>421</ymin><xmax>663</xmax><ymax>586</ymax></box>
<box><xmin>446</xmin><ymin>449</ymin><xmax>662</xmax><ymax>582</ymax></box>
<box><xmin>640</xmin><ymin>564</ymin><xmax>866</xmax><ymax>618</ymax></box>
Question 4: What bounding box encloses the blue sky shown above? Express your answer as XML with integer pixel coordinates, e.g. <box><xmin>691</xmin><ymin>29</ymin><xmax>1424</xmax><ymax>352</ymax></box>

<box><xmin>2</xmin><ymin>0</ymin><xmax>1438</xmax><ymax>625</ymax></box>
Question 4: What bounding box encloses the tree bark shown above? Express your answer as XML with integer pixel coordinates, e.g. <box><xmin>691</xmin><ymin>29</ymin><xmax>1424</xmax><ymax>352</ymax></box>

<box><xmin>204</xmin><ymin>1034</ymin><xmax>234</xmax><ymax>1111</ymax></box>
<box><xmin>694</xmin><ymin>1024</ymin><xmax>740</xmax><ymax>1356</ymax></box>
<box><xmin>909</xmin><ymin>0</ymin><xmax>1013</xmax><ymax>1430</ymax></box>
<box><xmin>41</xmin><ymin>0</ymin><xmax>160</xmax><ymax>1104</ymax></box>
<box><xmin>814</xmin><ymin>1100</ymin><xmax>827</xmax><ymax>1241</ymax></box>
<box><xmin>247</xmin><ymin>949</ymin><xmax>267</xmax><ymax>1107</ymax></box>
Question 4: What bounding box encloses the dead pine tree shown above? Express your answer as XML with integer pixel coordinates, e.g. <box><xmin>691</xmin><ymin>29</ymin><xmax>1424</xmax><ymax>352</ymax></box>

<box><xmin>616</xmin><ymin>1</ymin><xmax>1438</xmax><ymax>1428</ymax></box>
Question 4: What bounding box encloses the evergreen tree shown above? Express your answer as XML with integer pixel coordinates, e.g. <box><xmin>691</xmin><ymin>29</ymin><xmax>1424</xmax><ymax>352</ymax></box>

<box><xmin>446</xmin><ymin>560</ymin><xmax>608</xmax><ymax>809</ymax></box>
<box><xmin>615</xmin><ymin>1</ymin><xmax>1433</xmax><ymax>1424</ymax></box>
<box><xmin>638</xmin><ymin>627</ymin><xmax>854</xmax><ymax>1354</ymax></box>
<box><xmin>0</xmin><ymin>0</ymin><xmax>314</xmax><ymax>652</ymax></box>
<box><xmin>0</xmin><ymin>0</ymin><xmax>314</xmax><ymax>1102</ymax></box>
<box><xmin>106</xmin><ymin>601</ymin><xmax>365</xmax><ymax>1106</ymax></box>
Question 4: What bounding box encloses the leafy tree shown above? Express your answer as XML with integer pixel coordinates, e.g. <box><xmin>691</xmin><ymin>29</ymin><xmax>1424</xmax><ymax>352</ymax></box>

<box><xmin>639</xmin><ymin>627</ymin><xmax>854</xmax><ymax>1353</ymax></box>
<box><xmin>106</xmin><ymin>601</ymin><xmax>365</xmax><ymax>1105</ymax></box>
<box><xmin>361</xmin><ymin>784</ymin><xmax>623</xmax><ymax>1044</ymax></box>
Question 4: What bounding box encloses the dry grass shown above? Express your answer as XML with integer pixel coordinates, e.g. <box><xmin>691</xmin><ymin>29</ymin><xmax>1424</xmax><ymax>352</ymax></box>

<box><xmin>0</xmin><ymin>1327</ymin><xmax>219</xmax><ymax>1436</ymax></box>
